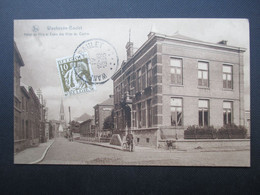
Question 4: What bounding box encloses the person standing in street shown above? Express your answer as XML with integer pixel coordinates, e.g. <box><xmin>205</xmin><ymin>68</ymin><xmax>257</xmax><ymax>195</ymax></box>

<box><xmin>126</xmin><ymin>132</ymin><xmax>134</xmax><ymax>152</ymax></box>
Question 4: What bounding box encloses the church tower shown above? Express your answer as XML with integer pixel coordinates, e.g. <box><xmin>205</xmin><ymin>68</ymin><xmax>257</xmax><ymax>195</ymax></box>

<box><xmin>58</xmin><ymin>99</ymin><xmax>66</xmax><ymax>133</ymax></box>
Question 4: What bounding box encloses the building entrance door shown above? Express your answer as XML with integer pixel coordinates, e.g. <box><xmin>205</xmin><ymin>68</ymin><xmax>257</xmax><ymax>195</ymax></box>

<box><xmin>125</xmin><ymin>105</ymin><xmax>131</xmax><ymax>129</ymax></box>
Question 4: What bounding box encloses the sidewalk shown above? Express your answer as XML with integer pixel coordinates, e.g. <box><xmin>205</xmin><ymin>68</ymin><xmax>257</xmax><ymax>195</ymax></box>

<box><xmin>14</xmin><ymin>139</ymin><xmax>54</xmax><ymax>164</ymax></box>
<box><xmin>76</xmin><ymin>139</ymin><xmax>155</xmax><ymax>152</ymax></box>
<box><xmin>76</xmin><ymin>139</ymin><xmax>250</xmax><ymax>153</ymax></box>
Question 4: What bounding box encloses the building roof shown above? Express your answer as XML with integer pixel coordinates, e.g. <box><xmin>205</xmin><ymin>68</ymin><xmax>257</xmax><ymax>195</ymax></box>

<box><xmin>20</xmin><ymin>86</ymin><xmax>30</xmax><ymax>98</ymax></box>
<box><xmin>80</xmin><ymin>118</ymin><xmax>94</xmax><ymax>125</ymax></box>
<box><xmin>112</xmin><ymin>31</ymin><xmax>246</xmax><ymax>80</ymax></box>
<box><xmin>94</xmin><ymin>96</ymin><xmax>114</xmax><ymax>108</ymax></box>
<box><xmin>170</xmin><ymin>32</ymin><xmax>202</xmax><ymax>42</ymax></box>
<box><xmin>150</xmin><ymin>32</ymin><xmax>246</xmax><ymax>52</ymax></box>
<box><xmin>75</xmin><ymin>113</ymin><xmax>92</xmax><ymax>121</ymax></box>
<box><xmin>14</xmin><ymin>41</ymin><xmax>25</xmax><ymax>67</ymax></box>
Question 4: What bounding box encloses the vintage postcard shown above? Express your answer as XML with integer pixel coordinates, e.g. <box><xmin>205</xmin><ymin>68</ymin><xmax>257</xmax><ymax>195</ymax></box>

<box><xmin>14</xmin><ymin>19</ymin><xmax>250</xmax><ymax>166</ymax></box>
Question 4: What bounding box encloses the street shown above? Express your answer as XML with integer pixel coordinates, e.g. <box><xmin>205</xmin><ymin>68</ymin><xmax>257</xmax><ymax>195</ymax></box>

<box><xmin>39</xmin><ymin>137</ymin><xmax>250</xmax><ymax>166</ymax></box>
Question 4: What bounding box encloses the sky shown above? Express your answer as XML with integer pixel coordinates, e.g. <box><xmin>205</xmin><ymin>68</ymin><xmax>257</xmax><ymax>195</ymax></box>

<box><xmin>14</xmin><ymin>19</ymin><xmax>250</xmax><ymax>121</ymax></box>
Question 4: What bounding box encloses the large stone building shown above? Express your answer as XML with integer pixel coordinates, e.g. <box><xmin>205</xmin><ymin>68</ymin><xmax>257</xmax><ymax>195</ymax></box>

<box><xmin>112</xmin><ymin>32</ymin><xmax>246</xmax><ymax>147</ymax></box>
<box><xmin>93</xmin><ymin>95</ymin><xmax>114</xmax><ymax>136</ymax></box>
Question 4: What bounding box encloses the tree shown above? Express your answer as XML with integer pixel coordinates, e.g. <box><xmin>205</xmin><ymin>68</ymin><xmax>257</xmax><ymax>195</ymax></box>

<box><xmin>103</xmin><ymin>110</ymin><xmax>114</xmax><ymax>131</ymax></box>
<box><xmin>69</xmin><ymin>120</ymin><xmax>80</xmax><ymax>133</ymax></box>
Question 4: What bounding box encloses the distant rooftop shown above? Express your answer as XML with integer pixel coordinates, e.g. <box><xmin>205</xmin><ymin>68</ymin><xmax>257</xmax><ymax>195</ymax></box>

<box><xmin>94</xmin><ymin>95</ymin><xmax>114</xmax><ymax>107</ymax></box>
<box><xmin>99</xmin><ymin>96</ymin><xmax>114</xmax><ymax>106</ymax></box>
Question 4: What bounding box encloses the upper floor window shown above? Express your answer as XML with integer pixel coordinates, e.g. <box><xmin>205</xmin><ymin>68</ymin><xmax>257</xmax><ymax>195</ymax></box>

<box><xmin>170</xmin><ymin>98</ymin><xmax>183</xmax><ymax>126</ymax></box>
<box><xmin>137</xmin><ymin>69</ymin><xmax>141</xmax><ymax>92</ymax></box>
<box><xmin>22</xmin><ymin>97</ymin><xmax>24</xmax><ymax>110</ymax></box>
<box><xmin>147</xmin><ymin>62</ymin><xmax>152</xmax><ymax>87</ymax></box>
<box><xmin>223</xmin><ymin>101</ymin><xmax>233</xmax><ymax>125</ymax></box>
<box><xmin>127</xmin><ymin>76</ymin><xmax>130</xmax><ymax>94</ymax></box>
<box><xmin>223</xmin><ymin>65</ymin><xmax>233</xmax><ymax>89</ymax></box>
<box><xmin>198</xmin><ymin>62</ymin><xmax>209</xmax><ymax>87</ymax></box>
<box><xmin>115</xmin><ymin>86</ymin><xmax>119</xmax><ymax>103</ymax></box>
<box><xmin>137</xmin><ymin>103</ymin><xmax>142</xmax><ymax>128</ymax></box>
<box><xmin>198</xmin><ymin>100</ymin><xmax>209</xmax><ymax>126</ymax></box>
<box><xmin>170</xmin><ymin>58</ymin><xmax>183</xmax><ymax>85</ymax></box>
<box><xmin>120</xmin><ymin>83</ymin><xmax>123</xmax><ymax>99</ymax></box>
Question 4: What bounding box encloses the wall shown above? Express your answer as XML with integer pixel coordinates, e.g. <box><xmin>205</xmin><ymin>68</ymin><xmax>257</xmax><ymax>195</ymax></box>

<box><xmin>132</xmin><ymin>128</ymin><xmax>158</xmax><ymax>148</ymax></box>
<box><xmin>158</xmin><ymin>139</ymin><xmax>250</xmax><ymax>151</ymax></box>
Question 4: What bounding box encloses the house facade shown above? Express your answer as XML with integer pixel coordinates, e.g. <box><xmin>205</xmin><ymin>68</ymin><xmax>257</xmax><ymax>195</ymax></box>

<box><xmin>14</xmin><ymin>42</ymin><xmax>44</xmax><ymax>152</ymax></box>
<box><xmin>14</xmin><ymin>42</ymin><xmax>25</xmax><ymax>152</ymax></box>
<box><xmin>112</xmin><ymin>32</ymin><xmax>246</xmax><ymax>147</ymax></box>
<box><xmin>79</xmin><ymin>118</ymin><xmax>95</xmax><ymax>137</ymax></box>
<box><xmin>93</xmin><ymin>95</ymin><xmax>114</xmax><ymax>136</ymax></box>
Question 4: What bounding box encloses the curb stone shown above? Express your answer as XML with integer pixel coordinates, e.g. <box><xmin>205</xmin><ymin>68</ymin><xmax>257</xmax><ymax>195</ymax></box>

<box><xmin>76</xmin><ymin>140</ymin><xmax>123</xmax><ymax>151</ymax></box>
<box><xmin>30</xmin><ymin>140</ymin><xmax>55</xmax><ymax>164</ymax></box>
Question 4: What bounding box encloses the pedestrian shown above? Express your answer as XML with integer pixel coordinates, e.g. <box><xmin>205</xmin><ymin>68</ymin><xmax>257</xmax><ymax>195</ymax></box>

<box><xmin>70</xmin><ymin>130</ymin><xmax>73</xmax><ymax>142</ymax></box>
<box><xmin>126</xmin><ymin>132</ymin><xmax>134</xmax><ymax>152</ymax></box>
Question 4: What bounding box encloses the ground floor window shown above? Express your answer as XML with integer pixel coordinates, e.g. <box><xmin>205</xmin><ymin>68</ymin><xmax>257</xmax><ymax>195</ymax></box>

<box><xmin>223</xmin><ymin>101</ymin><xmax>233</xmax><ymax>125</ymax></box>
<box><xmin>170</xmin><ymin>98</ymin><xmax>183</xmax><ymax>126</ymax></box>
<box><xmin>198</xmin><ymin>100</ymin><xmax>209</xmax><ymax>126</ymax></box>
<box><xmin>147</xmin><ymin>99</ymin><xmax>152</xmax><ymax>127</ymax></box>
<box><xmin>132</xmin><ymin>111</ymin><xmax>136</xmax><ymax>128</ymax></box>
<box><xmin>137</xmin><ymin>103</ymin><xmax>142</xmax><ymax>128</ymax></box>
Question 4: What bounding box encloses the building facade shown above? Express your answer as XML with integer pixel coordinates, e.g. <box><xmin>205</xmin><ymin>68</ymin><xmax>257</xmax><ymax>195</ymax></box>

<box><xmin>93</xmin><ymin>95</ymin><xmax>114</xmax><ymax>135</ymax></box>
<box><xmin>49</xmin><ymin>120</ymin><xmax>61</xmax><ymax>137</ymax></box>
<box><xmin>27</xmin><ymin>86</ymin><xmax>41</xmax><ymax>146</ymax></box>
<box><xmin>112</xmin><ymin>32</ymin><xmax>246</xmax><ymax>146</ymax></box>
<box><xmin>79</xmin><ymin>118</ymin><xmax>95</xmax><ymax>137</ymax></box>
<box><xmin>14</xmin><ymin>42</ymin><xmax>25</xmax><ymax>152</ymax></box>
<box><xmin>14</xmin><ymin>42</ymin><xmax>45</xmax><ymax>152</ymax></box>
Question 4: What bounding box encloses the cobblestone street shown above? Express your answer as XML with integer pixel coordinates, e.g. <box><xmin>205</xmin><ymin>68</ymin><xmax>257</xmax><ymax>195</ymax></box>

<box><xmin>39</xmin><ymin>137</ymin><xmax>250</xmax><ymax>166</ymax></box>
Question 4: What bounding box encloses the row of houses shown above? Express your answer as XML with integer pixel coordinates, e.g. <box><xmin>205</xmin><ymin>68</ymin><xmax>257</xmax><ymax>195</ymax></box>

<box><xmin>14</xmin><ymin>42</ymin><xmax>53</xmax><ymax>153</ymax></box>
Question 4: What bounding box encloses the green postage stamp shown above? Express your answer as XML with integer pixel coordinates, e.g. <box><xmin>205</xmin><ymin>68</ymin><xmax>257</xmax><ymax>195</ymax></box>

<box><xmin>56</xmin><ymin>54</ymin><xmax>95</xmax><ymax>96</ymax></box>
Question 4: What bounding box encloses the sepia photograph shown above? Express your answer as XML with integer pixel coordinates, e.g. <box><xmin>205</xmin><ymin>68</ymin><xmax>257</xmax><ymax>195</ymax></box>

<box><xmin>13</xmin><ymin>18</ymin><xmax>250</xmax><ymax>166</ymax></box>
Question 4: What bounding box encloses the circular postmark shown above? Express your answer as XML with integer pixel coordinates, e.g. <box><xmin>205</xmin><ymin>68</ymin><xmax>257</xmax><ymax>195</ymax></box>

<box><xmin>73</xmin><ymin>38</ymin><xmax>119</xmax><ymax>84</ymax></box>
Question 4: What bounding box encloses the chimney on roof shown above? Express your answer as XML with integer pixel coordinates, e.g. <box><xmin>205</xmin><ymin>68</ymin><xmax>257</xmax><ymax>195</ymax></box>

<box><xmin>109</xmin><ymin>94</ymin><xmax>114</xmax><ymax>98</ymax></box>
<box><xmin>218</xmin><ymin>40</ymin><xmax>228</xmax><ymax>45</ymax></box>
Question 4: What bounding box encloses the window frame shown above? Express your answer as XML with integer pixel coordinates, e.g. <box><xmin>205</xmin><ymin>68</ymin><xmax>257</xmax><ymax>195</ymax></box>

<box><xmin>223</xmin><ymin>101</ymin><xmax>233</xmax><ymax>125</ymax></box>
<box><xmin>170</xmin><ymin>57</ymin><xmax>183</xmax><ymax>85</ymax></box>
<box><xmin>137</xmin><ymin>69</ymin><xmax>142</xmax><ymax>92</ymax></box>
<box><xmin>146</xmin><ymin>61</ymin><xmax>152</xmax><ymax>87</ymax></box>
<box><xmin>147</xmin><ymin>99</ymin><xmax>152</xmax><ymax>127</ymax></box>
<box><xmin>170</xmin><ymin>97</ymin><xmax>183</xmax><ymax>127</ymax></box>
<box><xmin>198</xmin><ymin>99</ymin><xmax>209</xmax><ymax>127</ymax></box>
<box><xmin>198</xmin><ymin>61</ymin><xmax>209</xmax><ymax>88</ymax></box>
<box><xmin>223</xmin><ymin>64</ymin><xmax>233</xmax><ymax>89</ymax></box>
<box><xmin>137</xmin><ymin>103</ymin><xmax>142</xmax><ymax>128</ymax></box>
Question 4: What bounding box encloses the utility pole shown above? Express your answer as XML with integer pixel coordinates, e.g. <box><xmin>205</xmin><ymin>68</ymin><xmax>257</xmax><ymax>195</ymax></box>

<box><xmin>68</xmin><ymin>106</ymin><xmax>71</xmax><ymax>123</ymax></box>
